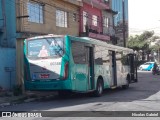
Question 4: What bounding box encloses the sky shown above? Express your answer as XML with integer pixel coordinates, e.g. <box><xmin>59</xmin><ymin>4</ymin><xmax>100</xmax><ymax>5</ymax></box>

<box><xmin>129</xmin><ymin>0</ymin><xmax>160</xmax><ymax>36</ymax></box>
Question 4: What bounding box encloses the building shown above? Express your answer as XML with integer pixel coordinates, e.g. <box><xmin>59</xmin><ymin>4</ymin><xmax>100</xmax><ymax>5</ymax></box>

<box><xmin>16</xmin><ymin>0</ymin><xmax>83</xmax><ymax>88</ymax></box>
<box><xmin>102</xmin><ymin>0</ymin><xmax>118</xmax><ymax>44</ymax></box>
<box><xmin>0</xmin><ymin>0</ymin><xmax>117</xmax><ymax>90</ymax></box>
<box><xmin>79</xmin><ymin>0</ymin><xmax>115</xmax><ymax>42</ymax></box>
<box><xmin>0</xmin><ymin>0</ymin><xmax>16</xmax><ymax>90</ymax></box>
<box><xmin>16</xmin><ymin>0</ymin><xmax>82</xmax><ymax>37</ymax></box>
<box><xmin>112</xmin><ymin>0</ymin><xmax>128</xmax><ymax>46</ymax></box>
<box><xmin>0</xmin><ymin>0</ymin><xmax>82</xmax><ymax>90</ymax></box>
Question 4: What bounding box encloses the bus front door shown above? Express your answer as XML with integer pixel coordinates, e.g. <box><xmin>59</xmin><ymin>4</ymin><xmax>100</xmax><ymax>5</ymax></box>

<box><xmin>109</xmin><ymin>51</ymin><xmax>117</xmax><ymax>87</ymax></box>
<box><xmin>87</xmin><ymin>47</ymin><xmax>95</xmax><ymax>90</ymax></box>
<box><xmin>129</xmin><ymin>54</ymin><xmax>138</xmax><ymax>83</ymax></box>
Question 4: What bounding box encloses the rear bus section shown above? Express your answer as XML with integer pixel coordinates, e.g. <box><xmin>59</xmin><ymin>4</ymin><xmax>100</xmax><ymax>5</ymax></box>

<box><xmin>23</xmin><ymin>35</ymin><xmax>138</xmax><ymax>97</ymax></box>
<box><xmin>24</xmin><ymin>35</ymin><xmax>72</xmax><ymax>91</ymax></box>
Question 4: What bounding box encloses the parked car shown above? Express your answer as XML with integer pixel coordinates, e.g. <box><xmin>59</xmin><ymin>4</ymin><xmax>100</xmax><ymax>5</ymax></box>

<box><xmin>139</xmin><ymin>62</ymin><xmax>155</xmax><ymax>71</ymax></box>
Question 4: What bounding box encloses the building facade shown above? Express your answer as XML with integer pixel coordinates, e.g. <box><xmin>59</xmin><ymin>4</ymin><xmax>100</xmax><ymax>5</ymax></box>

<box><xmin>0</xmin><ymin>0</ymin><xmax>82</xmax><ymax>90</ymax></box>
<box><xmin>79</xmin><ymin>0</ymin><xmax>113</xmax><ymax>42</ymax></box>
<box><xmin>0</xmin><ymin>0</ymin><xmax>16</xmax><ymax>90</ymax></box>
<box><xmin>16</xmin><ymin>0</ymin><xmax>83</xmax><ymax>87</ymax></box>
<box><xmin>16</xmin><ymin>0</ymin><xmax>82</xmax><ymax>37</ymax></box>
<box><xmin>112</xmin><ymin>0</ymin><xmax>128</xmax><ymax>46</ymax></box>
<box><xmin>0</xmin><ymin>0</ymin><xmax>118</xmax><ymax>90</ymax></box>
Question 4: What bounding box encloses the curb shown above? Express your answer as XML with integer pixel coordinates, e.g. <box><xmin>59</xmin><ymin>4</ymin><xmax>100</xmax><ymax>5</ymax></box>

<box><xmin>0</xmin><ymin>94</ymin><xmax>57</xmax><ymax>108</ymax></box>
<box><xmin>24</xmin><ymin>98</ymin><xmax>37</xmax><ymax>103</ymax></box>
<box><xmin>0</xmin><ymin>98</ymin><xmax>37</xmax><ymax>108</ymax></box>
<box><xmin>0</xmin><ymin>102</ymin><xmax>11</xmax><ymax>107</ymax></box>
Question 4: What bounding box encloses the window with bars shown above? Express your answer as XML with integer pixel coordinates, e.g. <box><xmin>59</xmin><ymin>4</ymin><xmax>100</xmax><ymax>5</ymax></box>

<box><xmin>73</xmin><ymin>13</ymin><xmax>77</xmax><ymax>21</ymax></box>
<box><xmin>27</xmin><ymin>2</ymin><xmax>44</xmax><ymax>24</ymax></box>
<box><xmin>56</xmin><ymin>10</ymin><xmax>68</xmax><ymax>28</ymax></box>
<box><xmin>103</xmin><ymin>17</ymin><xmax>109</xmax><ymax>27</ymax></box>
<box><xmin>83</xmin><ymin>11</ymin><xmax>88</xmax><ymax>32</ymax></box>
<box><xmin>92</xmin><ymin>15</ymin><xmax>98</xmax><ymax>26</ymax></box>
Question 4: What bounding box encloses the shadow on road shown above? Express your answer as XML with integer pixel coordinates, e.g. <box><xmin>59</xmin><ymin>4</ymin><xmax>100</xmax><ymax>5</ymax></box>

<box><xmin>1</xmin><ymin>71</ymin><xmax>160</xmax><ymax>111</ymax></box>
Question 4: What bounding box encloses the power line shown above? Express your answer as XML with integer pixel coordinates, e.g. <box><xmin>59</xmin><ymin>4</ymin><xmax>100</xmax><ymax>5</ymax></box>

<box><xmin>6</xmin><ymin>0</ymin><xmax>118</xmax><ymax>41</ymax></box>
<box><xmin>12</xmin><ymin>0</ymin><xmax>114</xmax><ymax>27</ymax></box>
<box><xmin>9</xmin><ymin>0</ymin><xmax>79</xmax><ymax>28</ymax></box>
<box><xmin>4</xmin><ymin>1</ymin><xmax>131</xmax><ymax>56</ymax></box>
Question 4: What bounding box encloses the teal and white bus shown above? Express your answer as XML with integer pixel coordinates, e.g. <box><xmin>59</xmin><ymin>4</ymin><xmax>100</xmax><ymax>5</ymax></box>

<box><xmin>24</xmin><ymin>34</ymin><xmax>137</xmax><ymax>96</ymax></box>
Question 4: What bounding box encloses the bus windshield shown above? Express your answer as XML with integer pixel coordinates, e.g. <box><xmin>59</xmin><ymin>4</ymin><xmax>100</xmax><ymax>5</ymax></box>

<box><xmin>27</xmin><ymin>37</ymin><xmax>64</xmax><ymax>59</ymax></box>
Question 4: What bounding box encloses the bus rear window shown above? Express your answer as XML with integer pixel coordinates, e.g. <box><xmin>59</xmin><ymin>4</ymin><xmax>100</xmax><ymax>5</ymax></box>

<box><xmin>27</xmin><ymin>37</ymin><xmax>64</xmax><ymax>59</ymax></box>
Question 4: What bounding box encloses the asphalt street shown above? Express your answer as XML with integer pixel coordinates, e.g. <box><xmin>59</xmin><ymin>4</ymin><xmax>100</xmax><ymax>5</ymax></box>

<box><xmin>0</xmin><ymin>71</ymin><xmax>160</xmax><ymax>120</ymax></box>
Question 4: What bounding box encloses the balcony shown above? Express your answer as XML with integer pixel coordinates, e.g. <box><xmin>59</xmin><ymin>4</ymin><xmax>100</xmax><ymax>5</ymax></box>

<box><xmin>88</xmin><ymin>32</ymin><xmax>110</xmax><ymax>41</ymax></box>
<box><xmin>83</xmin><ymin>0</ymin><xmax>110</xmax><ymax>10</ymax></box>
<box><xmin>80</xmin><ymin>25</ymin><xmax>110</xmax><ymax>41</ymax></box>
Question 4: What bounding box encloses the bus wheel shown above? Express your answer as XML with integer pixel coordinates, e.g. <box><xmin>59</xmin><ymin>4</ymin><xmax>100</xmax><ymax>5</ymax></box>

<box><xmin>94</xmin><ymin>79</ymin><xmax>104</xmax><ymax>97</ymax></box>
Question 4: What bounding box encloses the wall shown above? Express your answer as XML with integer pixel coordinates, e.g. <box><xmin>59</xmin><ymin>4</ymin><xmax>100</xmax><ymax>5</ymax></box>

<box><xmin>16</xmin><ymin>0</ymin><xmax>80</xmax><ymax>36</ymax></box>
<box><xmin>0</xmin><ymin>1</ymin><xmax>3</xmax><ymax>28</ymax></box>
<box><xmin>80</xmin><ymin>3</ymin><xmax>102</xmax><ymax>33</ymax></box>
<box><xmin>0</xmin><ymin>0</ymin><xmax>16</xmax><ymax>90</ymax></box>
<box><xmin>102</xmin><ymin>10</ymin><xmax>113</xmax><ymax>35</ymax></box>
<box><xmin>0</xmin><ymin>0</ymin><xmax>16</xmax><ymax>47</ymax></box>
<box><xmin>16</xmin><ymin>0</ymin><xmax>81</xmax><ymax>90</ymax></box>
<box><xmin>0</xmin><ymin>48</ymin><xmax>16</xmax><ymax>90</ymax></box>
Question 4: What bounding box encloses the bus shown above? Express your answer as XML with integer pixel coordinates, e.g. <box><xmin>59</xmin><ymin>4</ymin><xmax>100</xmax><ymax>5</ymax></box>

<box><xmin>24</xmin><ymin>34</ymin><xmax>137</xmax><ymax>97</ymax></box>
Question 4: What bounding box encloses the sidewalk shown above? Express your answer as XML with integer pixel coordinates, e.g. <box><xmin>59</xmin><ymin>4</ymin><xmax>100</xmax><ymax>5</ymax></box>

<box><xmin>0</xmin><ymin>90</ymin><xmax>57</xmax><ymax>107</ymax></box>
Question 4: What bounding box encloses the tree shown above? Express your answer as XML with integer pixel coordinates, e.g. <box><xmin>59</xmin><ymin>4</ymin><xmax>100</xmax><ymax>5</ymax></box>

<box><xmin>127</xmin><ymin>31</ymin><xmax>155</xmax><ymax>61</ymax></box>
<box><xmin>150</xmin><ymin>40</ymin><xmax>160</xmax><ymax>63</ymax></box>
<box><xmin>139</xmin><ymin>31</ymin><xmax>154</xmax><ymax>41</ymax></box>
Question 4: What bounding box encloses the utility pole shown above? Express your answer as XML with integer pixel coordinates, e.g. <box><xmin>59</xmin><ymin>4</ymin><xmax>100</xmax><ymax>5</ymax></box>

<box><xmin>122</xmin><ymin>0</ymin><xmax>126</xmax><ymax>47</ymax></box>
<box><xmin>158</xmin><ymin>48</ymin><xmax>160</xmax><ymax>64</ymax></box>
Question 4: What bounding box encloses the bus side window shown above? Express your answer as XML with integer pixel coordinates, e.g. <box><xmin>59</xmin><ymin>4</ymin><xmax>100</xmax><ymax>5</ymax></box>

<box><xmin>71</xmin><ymin>41</ymin><xmax>87</xmax><ymax>64</ymax></box>
<box><xmin>94</xmin><ymin>45</ymin><xmax>109</xmax><ymax>65</ymax></box>
<box><xmin>121</xmin><ymin>54</ymin><xmax>129</xmax><ymax>65</ymax></box>
<box><xmin>127</xmin><ymin>55</ymin><xmax>130</xmax><ymax>65</ymax></box>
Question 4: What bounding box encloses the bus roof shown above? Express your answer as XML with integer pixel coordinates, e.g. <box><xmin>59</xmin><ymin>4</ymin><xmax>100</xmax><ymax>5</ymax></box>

<box><xmin>25</xmin><ymin>34</ymin><xmax>133</xmax><ymax>53</ymax></box>
<box><xmin>26</xmin><ymin>34</ymin><xmax>65</xmax><ymax>40</ymax></box>
<box><xmin>68</xmin><ymin>35</ymin><xmax>134</xmax><ymax>53</ymax></box>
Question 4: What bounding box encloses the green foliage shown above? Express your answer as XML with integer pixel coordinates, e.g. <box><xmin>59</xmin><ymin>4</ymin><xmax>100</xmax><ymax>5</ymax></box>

<box><xmin>121</xmin><ymin>55</ymin><xmax>129</xmax><ymax>65</ymax></box>
<box><xmin>127</xmin><ymin>31</ymin><xmax>155</xmax><ymax>51</ymax></box>
<box><xmin>150</xmin><ymin>45</ymin><xmax>160</xmax><ymax>51</ymax></box>
<box><xmin>150</xmin><ymin>37</ymin><xmax>160</xmax><ymax>51</ymax></box>
<box><xmin>139</xmin><ymin>31</ymin><xmax>154</xmax><ymax>41</ymax></box>
<box><xmin>127</xmin><ymin>31</ymin><xmax>160</xmax><ymax>61</ymax></box>
<box><xmin>150</xmin><ymin>36</ymin><xmax>160</xmax><ymax>42</ymax></box>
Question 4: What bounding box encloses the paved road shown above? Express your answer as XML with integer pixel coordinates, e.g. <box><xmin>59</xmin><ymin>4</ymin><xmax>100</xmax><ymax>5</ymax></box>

<box><xmin>0</xmin><ymin>71</ymin><xmax>160</xmax><ymax>120</ymax></box>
